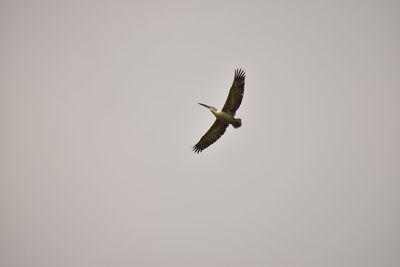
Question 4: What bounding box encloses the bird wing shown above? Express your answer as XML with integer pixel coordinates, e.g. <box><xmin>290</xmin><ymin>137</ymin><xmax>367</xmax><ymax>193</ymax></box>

<box><xmin>193</xmin><ymin>120</ymin><xmax>229</xmax><ymax>153</ymax></box>
<box><xmin>222</xmin><ymin>69</ymin><xmax>246</xmax><ymax>115</ymax></box>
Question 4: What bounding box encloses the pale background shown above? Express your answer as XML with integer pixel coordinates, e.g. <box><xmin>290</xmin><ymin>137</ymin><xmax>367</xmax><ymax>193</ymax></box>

<box><xmin>1</xmin><ymin>1</ymin><xmax>399</xmax><ymax>267</ymax></box>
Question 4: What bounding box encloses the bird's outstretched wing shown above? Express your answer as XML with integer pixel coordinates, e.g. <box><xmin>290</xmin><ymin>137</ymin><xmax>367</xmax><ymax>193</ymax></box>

<box><xmin>222</xmin><ymin>68</ymin><xmax>246</xmax><ymax>115</ymax></box>
<box><xmin>193</xmin><ymin>120</ymin><xmax>229</xmax><ymax>153</ymax></box>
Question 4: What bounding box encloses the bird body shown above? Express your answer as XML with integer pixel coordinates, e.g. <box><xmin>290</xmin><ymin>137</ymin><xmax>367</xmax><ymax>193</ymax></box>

<box><xmin>205</xmin><ymin>107</ymin><xmax>242</xmax><ymax>128</ymax></box>
<box><xmin>193</xmin><ymin>69</ymin><xmax>246</xmax><ymax>153</ymax></box>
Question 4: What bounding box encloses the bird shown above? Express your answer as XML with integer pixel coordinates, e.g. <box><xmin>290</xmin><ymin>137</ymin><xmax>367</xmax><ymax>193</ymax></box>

<box><xmin>193</xmin><ymin>68</ymin><xmax>246</xmax><ymax>153</ymax></box>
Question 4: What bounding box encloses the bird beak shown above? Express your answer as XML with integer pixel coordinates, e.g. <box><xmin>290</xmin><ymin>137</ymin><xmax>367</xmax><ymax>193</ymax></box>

<box><xmin>198</xmin><ymin>103</ymin><xmax>211</xmax><ymax>109</ymax></box>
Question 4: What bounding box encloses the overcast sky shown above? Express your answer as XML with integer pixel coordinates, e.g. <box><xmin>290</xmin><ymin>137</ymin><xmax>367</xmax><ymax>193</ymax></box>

<box><xmin>1</xmin><ymin>1</ymin><xmax>399</xmax><ymax>267</ymax></box>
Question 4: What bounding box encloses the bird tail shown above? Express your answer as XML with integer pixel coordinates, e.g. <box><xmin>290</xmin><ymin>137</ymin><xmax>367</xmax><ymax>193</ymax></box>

<box><xmin>233</xmin><ymin>118</ymin><xmax>242</xmax><ymax>128</ymax></box>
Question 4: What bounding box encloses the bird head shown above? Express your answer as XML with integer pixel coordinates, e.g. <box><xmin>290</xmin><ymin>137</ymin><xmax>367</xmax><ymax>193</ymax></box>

<box><xmin>198</xmin><ymin>103</ymin><xmax>217</xmax><ymax>112</ymax></box>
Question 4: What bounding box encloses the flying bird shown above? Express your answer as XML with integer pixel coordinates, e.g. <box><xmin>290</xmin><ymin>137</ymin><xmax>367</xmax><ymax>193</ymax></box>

<box><xmin>193</xmin><ymin>68</ymin><xmax>246</xmax><ymax>153</ymax></box>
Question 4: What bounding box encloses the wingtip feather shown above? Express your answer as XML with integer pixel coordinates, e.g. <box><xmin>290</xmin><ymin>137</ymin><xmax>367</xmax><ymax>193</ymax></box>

<box><xmin>234</xmin><ymin>68</ymin><xmax>246</xmax><ymax>78</ymax></box>
<box><xmin>192</xmin><ymin>146</ymin><xmax>202</xmax><ymax>153</ymax></box>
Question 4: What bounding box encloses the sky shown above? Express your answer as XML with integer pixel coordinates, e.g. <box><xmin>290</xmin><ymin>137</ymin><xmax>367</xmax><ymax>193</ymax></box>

<box><xmin>1</xmin><ymin>0</ymin><xmax>399</xmax><ymax>266</ymax></box>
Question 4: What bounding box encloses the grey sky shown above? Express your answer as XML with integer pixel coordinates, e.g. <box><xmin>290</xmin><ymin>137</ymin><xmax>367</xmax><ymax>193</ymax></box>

<box><xmin>1</xmin><ymin>1</ymin><xmax>399</xmax><ymax>266</ymax></box>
